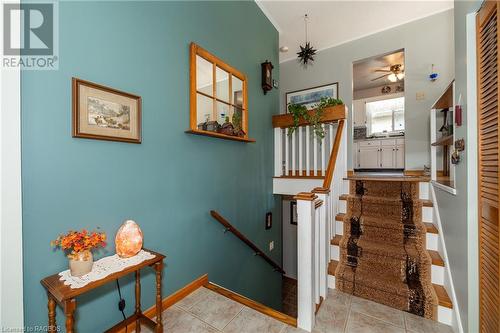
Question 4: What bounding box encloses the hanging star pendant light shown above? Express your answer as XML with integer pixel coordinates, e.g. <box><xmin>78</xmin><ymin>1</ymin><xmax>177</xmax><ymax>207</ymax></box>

<box><xmin>297</xmin><ymin>14</ymin><xmax>317</xmax><ymax>66</ymax></box>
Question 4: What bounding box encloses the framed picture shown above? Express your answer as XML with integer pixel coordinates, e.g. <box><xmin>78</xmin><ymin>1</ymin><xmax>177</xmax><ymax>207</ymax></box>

<box><xmin>72</xmin><ymin>78</ymin><xmax>142</xmax><ymax>143</ymax></box>
<box><xmin>285</xmin><ymin>82</ymin><xmax>339</xmax><ymax>112</ymax></box>
<box><xmin>290</xmin><ymin>201</ymin><xmax>297</xmax><ymax>225</ymax></box>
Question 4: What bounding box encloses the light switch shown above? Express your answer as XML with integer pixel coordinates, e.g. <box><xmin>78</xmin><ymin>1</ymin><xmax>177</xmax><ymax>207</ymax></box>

<box><xmin>416</xmin><ymin>92</ymin><xmax>425</xmax><ymax>100</ymax></box>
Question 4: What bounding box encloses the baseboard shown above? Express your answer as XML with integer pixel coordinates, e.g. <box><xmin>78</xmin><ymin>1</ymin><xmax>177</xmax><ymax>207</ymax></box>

<box><xmin>205</xmin><ymin>282</ymin><xmax>297</xmax><ymax>327</ymax></box>
<box><xmin>117</xmin><ymin>274</ymin><xmax>209</xmax><ymax>333</ymax></box>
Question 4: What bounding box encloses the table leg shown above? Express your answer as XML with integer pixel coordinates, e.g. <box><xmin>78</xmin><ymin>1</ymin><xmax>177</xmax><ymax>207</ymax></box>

<box><xmin>64</xmin><ymin>298</ymin><xmax>76</xmax><ymax>333</ymax></box>
<box><xmin>47</xmin><ymin>294</ymin><xmax>56</xmax><ymax>332</ymax></box>
<box><xmin>135</xmin><ymin>270</ymin><xmax>141</xmax><ymax>333</ymax></box>
<box><xmin>155</xmin><ymin>261</ymin><xmax>163</xmax><ymax>333</ymax></box>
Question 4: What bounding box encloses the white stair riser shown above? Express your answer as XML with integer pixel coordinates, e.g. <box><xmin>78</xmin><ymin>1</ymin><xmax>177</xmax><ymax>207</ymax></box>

<box><xmin>330</xmin><ymin>245</ymin><xmax>339</xmax><ymax>260</ymax></box>
<box><xmin>427</xmin><ymin>233</ymin><xmax>438</xmax><ymax>251</ymax></box>
<box><xmin>438</xmin><ymin>306</ymin><xmax>453</xmax><ymax>326</ymax></box>
<box><xmin>328</xmin><ymin>275</ymin><xmax>335</xmax><ymax>289</ymax></box>
<box><xmin>419</xmin><ymin>182</ymin><xmax>429</xmax><ymax>200</ymax></box>
<box><xmin>336</xmin><ymin>221</ymin><xmax>343</xmax><ymax>235</ymax></box>
<box><xmin>423</xmin><ymin>206</ymin><xmax>433</xmax><ymax>223</ymax></box>
<box><xmin>338</xmin><ymin>200</ymin><xmax>347</xmax><ymax>214</ymax></box>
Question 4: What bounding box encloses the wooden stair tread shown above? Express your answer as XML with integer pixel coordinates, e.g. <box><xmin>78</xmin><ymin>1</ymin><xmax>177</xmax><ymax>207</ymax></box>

<box><xmin>331</xmin><ymin>235</ymin><xmax>342</xmax><ymax>246</ymax></box>
<box><xmin>428</xmin><ymin>250</ymin><xmax>444</xmax><ymax>267</ymax></box>
<box><xmin>328</xmin><ymin>260</ymin><xmax>338</xmax><ymax>276</ymax></box>
<box><xmin>335</xmin><ymin>213</ymin><xmax>345</xmax><ymax>221</ymax></box>
<box><xmin>433</xmin><ymin>284</ymin><xmax>453</xmax><ymax>308</ymax></box>
<box><xmin>425</xmin><ymin>222</ymin><xmax>438</xmax><ymax>234</ymax></box>
<box><xmin>422</xmin><ymin>199</ymin><xmax>433</xmax><ymax>207</ymax></box>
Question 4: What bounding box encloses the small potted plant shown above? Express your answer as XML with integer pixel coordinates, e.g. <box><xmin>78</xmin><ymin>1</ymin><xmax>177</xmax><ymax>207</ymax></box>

<box><xmin>51</xmin><ymin>229</ymin><xmax>107</xmax><ymax>277</ymax></box>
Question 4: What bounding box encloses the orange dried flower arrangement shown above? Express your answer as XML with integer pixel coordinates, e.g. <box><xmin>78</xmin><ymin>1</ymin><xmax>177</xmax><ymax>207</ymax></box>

<box><xmin>51</xmin><ymin>229</ymin><xmax>107</xmax><ymax>260</ymax></box>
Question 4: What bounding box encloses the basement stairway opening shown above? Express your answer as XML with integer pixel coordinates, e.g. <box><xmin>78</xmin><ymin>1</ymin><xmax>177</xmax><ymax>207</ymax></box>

<box><xmin>335</xmin><ymin>176</ymin><xmax>438</xmax><ymax>319</ymax></box>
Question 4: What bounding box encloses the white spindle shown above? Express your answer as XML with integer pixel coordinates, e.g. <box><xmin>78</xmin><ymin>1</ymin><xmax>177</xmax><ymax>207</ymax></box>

<box><xmin>306</xmin><ymin>126</ymin><xmax>310</xmax><ymax>176</ymax></box>
<box><xmin>274</xmin><ymin>128</ymin><xmax>283</xmax><ymax>177</ymax></box>
<box><xmin>285</xmin><ymin>131</ymin><xmax>289</xmax><ymax>176</ymax></box>
<box><xmin>329</xmin><ymin>123</ymin><xmax>334</xmax><ymax>154</ymax></box>
<box><xmin>313</xmin><ymin>130</ymin><xmax>318</xmax><ymax>176</ymax></box>
<box><xmin>316</xmin><ymin>193</ymin><xmax>329</xmax><ymax>299</ymax></box>
<box><xmin>298</xmin><ymin>126</ymin><xmax>303</xmax><ymax>176</ymax></box>
<box><xmin>314</xmin><ymin>204</ymin><xmax>320</xmax><ymax>305</ymax></box>
<box><xmin>292</xmin><ymin>130</ymin><xmax>296</xmax><ymax>176</ymax></box>
<box><xmin>321</xmin><ymin>125</ymin><xmax>326</xmax><ymax>176</ymax></box>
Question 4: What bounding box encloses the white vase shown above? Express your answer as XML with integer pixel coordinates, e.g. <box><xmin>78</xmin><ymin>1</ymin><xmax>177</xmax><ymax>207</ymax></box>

<box><xmin>69</xmin><ymin>251</ymin><xmax>93</xmax><ymax>277</ymax></box>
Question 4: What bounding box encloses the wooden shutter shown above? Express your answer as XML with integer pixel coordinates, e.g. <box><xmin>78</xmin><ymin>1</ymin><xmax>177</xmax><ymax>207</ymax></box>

<box><xmin>477</xmin><ymin>2</ymin><xmax>500</xmax><ymax>332</ymax></box>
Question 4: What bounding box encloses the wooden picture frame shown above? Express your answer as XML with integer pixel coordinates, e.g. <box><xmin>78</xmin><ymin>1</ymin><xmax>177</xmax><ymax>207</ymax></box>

<box><xmin>285</xmin><ymin>82</ymin><xmax>339</xmax><ymax>113</ymax></box>
<box><xmin>72</xmin><ymin>78</ymin><xmax>142</xmax><ymax>143</ymax></box>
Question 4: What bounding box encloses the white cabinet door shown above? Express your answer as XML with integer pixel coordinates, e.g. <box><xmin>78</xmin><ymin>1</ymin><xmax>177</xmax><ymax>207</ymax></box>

<box><xmin>353</xmin><ymin>142</ymin><xmax>359</xmax><ymax>168</ymax></box>
<box><xmin>359</xmin><ymin>146</ymin><xmax>379</xmax><ymax>168</ymax></box>
<box><xmin>396</xmin><ymin>145</ymin><xmax>405</xmax><ymax>169</ymax></box>
<box><xmin>380</xmin><ymin>146</ymin><xmax>396</xmax><ymax>168</ymax></box>
<box><xmin>353</xmin><ymin>100</ymin><xmax>366</xmax><ymax>127</ymax></box>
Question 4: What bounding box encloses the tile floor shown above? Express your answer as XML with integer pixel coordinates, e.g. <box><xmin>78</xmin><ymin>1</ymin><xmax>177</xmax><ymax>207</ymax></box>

<box><xmin>138</xmin><ymin>287</ymin><xmax>454</xmax><ymax>333</ymax></box>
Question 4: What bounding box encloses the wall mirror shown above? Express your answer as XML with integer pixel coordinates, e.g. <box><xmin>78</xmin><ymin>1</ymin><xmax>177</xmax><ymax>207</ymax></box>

<box><xmin>188</xmin><ymin>43</ymin><xmax>254</xmax><ymax>142</ymax></box>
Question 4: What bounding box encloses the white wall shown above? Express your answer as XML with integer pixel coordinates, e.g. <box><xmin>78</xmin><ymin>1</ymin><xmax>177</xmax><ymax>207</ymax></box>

<box><xmin>280</xmin><ymin>9</ymin><xmax>454</xmax><ymax>170</ymax></box>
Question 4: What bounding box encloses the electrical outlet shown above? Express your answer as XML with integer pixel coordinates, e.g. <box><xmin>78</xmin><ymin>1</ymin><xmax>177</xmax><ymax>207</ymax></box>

<box><xmin>269</xmin><ymin>241</ymin><xmax>274</xmax><ymax>251</ymax></box>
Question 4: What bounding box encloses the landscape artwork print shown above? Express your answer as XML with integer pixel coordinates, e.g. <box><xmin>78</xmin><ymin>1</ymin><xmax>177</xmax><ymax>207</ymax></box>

<box><xmin>286</xmin><ymin>83</ymin><xmax>338</xmax><ymax>111</ymax></box>
<box><xmin>72</xmin><ymin>78</ymin><xmax>142</xmax><ymax>143</ymax></box>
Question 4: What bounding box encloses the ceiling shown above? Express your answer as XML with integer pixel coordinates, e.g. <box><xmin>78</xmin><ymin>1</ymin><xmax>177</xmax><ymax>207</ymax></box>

<box><xmin>256</xmin><ymin>0</ymin><xmax>453</xmax><ymax>63</ymax></box>
<box><xmin>353</xmin><ymin>50</ymin><xmax>404</xmax><ymax>91</ymax></box>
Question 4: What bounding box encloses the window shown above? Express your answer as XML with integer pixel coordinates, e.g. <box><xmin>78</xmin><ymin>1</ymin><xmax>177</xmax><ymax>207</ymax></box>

<box><xmin>189</xmin><ymin>43</ymin><xmax>253</xmax><ymax>142</ymax></box>
<box><xmin>366</xmin><ymin>96</ymin><xmax>405</xmax><ymax>135</ymax></box>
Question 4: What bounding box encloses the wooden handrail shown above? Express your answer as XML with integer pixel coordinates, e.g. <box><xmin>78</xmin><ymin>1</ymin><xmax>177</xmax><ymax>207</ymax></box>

<box><xmin>322</xmin><ymin>119</ymin><xmax>345</xmax><ymax>190</ymax></box>
<box><xmin>272</xmin><ymin>104</ymin><xmax>347</xmax><ymax>128</ymax></box>
<box><xmin>210</xmin><ymin>210</ymin><xmax>285</xmax><ymax>274</ymax></box>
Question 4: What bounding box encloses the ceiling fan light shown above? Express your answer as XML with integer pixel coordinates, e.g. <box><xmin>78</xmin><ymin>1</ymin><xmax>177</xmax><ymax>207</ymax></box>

<box><xmin>388</xmin><ymin>73</ymin><xmax>397</xmax><ymax>82</ymax></box>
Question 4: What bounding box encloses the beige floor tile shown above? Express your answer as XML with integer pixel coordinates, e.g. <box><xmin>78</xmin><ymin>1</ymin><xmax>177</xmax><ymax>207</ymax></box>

<box><xmin>281</xmin><ymin>325</ymin><xmax>321</xmax><ymax>333</ymax></box>
<box><xmin>176</xmin><ymin>287</ymin><xmax>212</xmax><ymax>310</ymax></box>
<box><xmin>349</xmin><ymin>295</ymin><xmax>405</xmax><ymax>328</ymax></box>
<box><xmin>164</xmin><ymin>306</ymin><xmax>219</xmax><ymax>332</ymax></box>
<box><xmin>404</xmin><ymin>312</ymin><xmax>454</xmax><ymax>333</ymax></box>
<box><xmin>314</xmin><ymin>294</ymin><xmax>350</xmax><ymax>333</ymax></box>
<box><xmin>188</xmin><ymin>290</ymin><xmax>244</xmax><ymax>330</ymax></box>
<box><xmin>223</xmin><ymin>307</ymin><xmax>286</xmax><ymax>333</ymax></box>
<box><xmin>346</xmin><ymin>311</ymin><xmax>405</xmax><ymax>333</ymax></box>
<box><xmin>326</xmin><ymin>289</ymin><xmax>352</xmax><ymax>307</ymax></box>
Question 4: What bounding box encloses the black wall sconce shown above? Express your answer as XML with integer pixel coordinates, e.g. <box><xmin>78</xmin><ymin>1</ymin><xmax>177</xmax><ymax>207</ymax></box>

<box><xmin>261</xmin><ymin>60</ymin><xmax>274</xmax><ymax>94</ymax></box>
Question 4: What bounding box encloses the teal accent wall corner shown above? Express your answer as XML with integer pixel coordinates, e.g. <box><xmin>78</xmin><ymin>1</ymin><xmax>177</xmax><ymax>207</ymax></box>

<box><xmin>21</xmin><ymin>1</ymin><xmax>281</xmax><ymax>331</ymax></box>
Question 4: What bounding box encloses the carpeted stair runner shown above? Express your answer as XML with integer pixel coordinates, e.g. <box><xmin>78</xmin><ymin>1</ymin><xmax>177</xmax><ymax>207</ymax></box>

<box><xmin>335</xmin><ymin>179</ymin><xmax>438</xmax><ymax>320</ymax></box>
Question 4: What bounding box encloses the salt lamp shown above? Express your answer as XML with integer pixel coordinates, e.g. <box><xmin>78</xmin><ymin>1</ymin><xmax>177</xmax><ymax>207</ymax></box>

<box><xmin>115</xmin><ymin>220</ymin><xmax>143</xmax><ymax>258</ymax></box>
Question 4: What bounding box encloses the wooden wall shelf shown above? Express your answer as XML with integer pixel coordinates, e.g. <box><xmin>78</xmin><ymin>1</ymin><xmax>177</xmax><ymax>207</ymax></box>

<box><xmin>431</xmin><ymin>135</ymin><xmax>454</xmax><ymax>146</ymax></box>
<box><xmin>186</xmin><ymin>129</ymin><xmax>256</xmax><ymax>143</ymax></box>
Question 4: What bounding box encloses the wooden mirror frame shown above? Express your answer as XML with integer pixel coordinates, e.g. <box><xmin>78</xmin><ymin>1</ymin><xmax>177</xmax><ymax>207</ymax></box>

<box><xmin>187</xmin><ymin>42</ymin><xmax>254</xmax><ymax>143</ymax></box>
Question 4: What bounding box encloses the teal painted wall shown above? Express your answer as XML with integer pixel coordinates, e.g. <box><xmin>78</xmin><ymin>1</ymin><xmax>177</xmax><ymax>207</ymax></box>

<box><xmin>21</xmin><ymin>1</ymin><xmax>280</xmax><ymax>331</ymax></box>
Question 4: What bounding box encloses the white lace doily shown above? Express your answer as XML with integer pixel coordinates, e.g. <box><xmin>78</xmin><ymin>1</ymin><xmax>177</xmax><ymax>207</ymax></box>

<box><xmin>59</xmin><ymin>250</ymin><xmax>156</xmax><ymax>289</ymax></box>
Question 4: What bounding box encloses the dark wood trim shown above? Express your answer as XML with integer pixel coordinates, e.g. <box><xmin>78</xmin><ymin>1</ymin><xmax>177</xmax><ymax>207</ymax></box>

<box><xmin>272</xmin><ymin>105</ymin><xmax>347</xmax><ymax>128</ymax></box>
<box><xmin>72</xmin><ymin>77</ymin><xmax>142</xmax><ymax>144</ymax></box>
<box><xmin>205</xmin><ymin>282</ymin><xmax>297</xmax><ymax>327</ymax></box>
<box><xmin>293</xmin><ymin>192</ymin><xmax>317</xmax><ymax>201</ymax></box>
<box><xmin>315</xmin><ymin>296</ymin><xmax>324</xmax><ymax>315</ymax></box>
<box><xmin>312</xmin><ymin>187</ymin><xmax>330</xmax><ymax>194</ymax></box>
<box><xmin>210</xmin><ymin>211</ymin><xmax>285</xmax><ymax>274</ymax></box>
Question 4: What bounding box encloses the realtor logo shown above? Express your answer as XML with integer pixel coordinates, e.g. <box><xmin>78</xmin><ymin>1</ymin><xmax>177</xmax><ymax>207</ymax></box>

<box><xmin>2</xmin><ymin>1</ymin><xmax>58</xmax><ymax>69</ymax></box>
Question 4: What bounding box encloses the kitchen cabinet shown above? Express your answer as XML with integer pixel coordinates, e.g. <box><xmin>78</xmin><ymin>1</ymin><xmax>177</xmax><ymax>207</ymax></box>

<box><xmin>354</xmin><ymin>138</ymin><xmax>405</xmax><ymax>169</ymax></box>
<box><xmin>353</xmin><ymin>100</ymin><xmax>366</xmax><ymax>127</ymax></box>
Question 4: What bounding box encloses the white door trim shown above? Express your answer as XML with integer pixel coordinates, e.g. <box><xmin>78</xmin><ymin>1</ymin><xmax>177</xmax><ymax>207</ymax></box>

<box><xmin>0</xmin><ymin>0</ymin><xmax>24</xmax><ymax>327</ymax></box>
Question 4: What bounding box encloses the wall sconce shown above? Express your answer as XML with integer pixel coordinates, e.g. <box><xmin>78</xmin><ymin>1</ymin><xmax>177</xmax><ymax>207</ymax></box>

<box><xmin>261</xmin><ymin>60</ymin><xmax>274</xmax><ymax>94</ymax></box>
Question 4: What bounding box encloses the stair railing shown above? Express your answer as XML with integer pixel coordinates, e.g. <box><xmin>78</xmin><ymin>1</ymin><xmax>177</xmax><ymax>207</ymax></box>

<box><xmin>210</xmin><ymin>210</ymin><xmax>285</xmax><ymax>274</ymax></box>
<box><xmin>291</xmin><ymin>108</ymin><xmax>347</xmax><ymax>332</ymax></box>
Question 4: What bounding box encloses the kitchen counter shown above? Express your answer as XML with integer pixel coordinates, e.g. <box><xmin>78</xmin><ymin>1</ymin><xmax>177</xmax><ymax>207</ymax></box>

<box><xmin>354</xmin><ymin>135</ymin><xmax>405</xmax><ymax>142</ymax></box>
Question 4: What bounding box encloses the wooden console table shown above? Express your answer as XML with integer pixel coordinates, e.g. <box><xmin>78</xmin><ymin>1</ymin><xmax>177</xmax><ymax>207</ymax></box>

<box><xmin>40</xmin><ymin>249</ymin><xmax>165</xmax><ymax>333</ymax></box>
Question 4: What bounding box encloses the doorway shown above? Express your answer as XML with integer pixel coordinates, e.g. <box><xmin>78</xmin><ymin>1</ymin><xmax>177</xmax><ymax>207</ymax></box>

<box><xmin>352</xmin><ymin>50</ymin><xmax>405</xmax><ymax>173</ymax></box>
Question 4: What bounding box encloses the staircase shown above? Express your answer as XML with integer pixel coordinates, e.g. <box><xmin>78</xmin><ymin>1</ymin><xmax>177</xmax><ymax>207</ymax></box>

<box><xmin>328</xmin><ymin>176</ymin><xmax>454</xmax><ymax>325</ymax></box>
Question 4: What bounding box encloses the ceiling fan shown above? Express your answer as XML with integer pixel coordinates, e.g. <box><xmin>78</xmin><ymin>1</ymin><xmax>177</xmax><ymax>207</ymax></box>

<box><xmin>371</xmin><ymin>64</ymin><xmax>404</xmax><ymax>82</ymax></box>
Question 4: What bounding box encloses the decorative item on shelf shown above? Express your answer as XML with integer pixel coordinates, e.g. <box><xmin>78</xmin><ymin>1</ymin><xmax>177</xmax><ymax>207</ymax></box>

<box><xmin>297</xmin><ymin>14</ymin><xmax>317</xmax><ymax>66</ymax></box>
<box><xmin>451</xmin><ymin>150</ymin><xmax>460</xmax><ymax>164</ymax></box>
<box><xmin>423</xmin><ymin>165</ymin><xmax>431</xmax><ymax>176</ymax></box>
<box><xmin>429</xmin><ymin>64</ymin><xmax>439</xmax><ymax>81</ymax></box>
<box><xmin>455</xmin><ymin>138</ymin><xmax>465</xmax><ymax>151</ymax></box>
<box><xmin>261</xmin><ymin>60</ymin><xmax>274</xmax><ymax>94</ymax></box>
<box><xmin>439</xmin><ymin>108</ymin><xmax>453</xmax><ymax>136</ymax></box>
<box><xmin>51</xmin><ymin>229</ymin><xmax>107</xmax><ymax>277</ymax></box>
<box><xmin>115</xmin><ymin>220</ymin><xmax>143</xmax><ymax>258</ymax></box>
<box><xmin>381</xmin><ymin>85</ymin><xmax>392</xmax><ymax>94</ymax></box>
<box><xmin>219</xmin><ymin>117</ymin><xmax>235</xmax><ymax>136</ymax></box>
<box><xmin>455</xmin><ymin>94</ymin><xmax>463</xmax><ymax>126</ymax></box>
<box><xmin>72</xmin><ymin>78</ymin><xmax>142</xmax><ymax>143</ymax></box>
<box><xmin>206</xmin><ymin>120</ymin><xmax>221</xmax><ymax>132</ymax></box>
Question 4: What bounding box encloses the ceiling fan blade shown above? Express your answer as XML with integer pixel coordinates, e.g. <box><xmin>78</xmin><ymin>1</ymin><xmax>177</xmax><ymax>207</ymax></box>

<box><xmin>373</xmin><ymin>69</ymin><xmax>391</xmax><ymax>73</ymax></box>
<box><xmin>371</xmin><ymin>74</ymin><xmax>390</xmax><ymax>81</ymax></box>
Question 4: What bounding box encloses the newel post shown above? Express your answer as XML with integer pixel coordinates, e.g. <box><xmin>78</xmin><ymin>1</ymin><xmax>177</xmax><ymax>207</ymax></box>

<box><xmin>295</xmin><ymin>192</ymin><xmax>317</xmax><ymax>332</ymax></box>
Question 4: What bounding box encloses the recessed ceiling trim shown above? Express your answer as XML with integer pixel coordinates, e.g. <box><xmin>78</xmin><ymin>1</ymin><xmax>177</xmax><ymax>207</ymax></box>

<box><xmin>255</xmin><ymin>0</ymin><xmax>282</xmax><ymax>34</ymax></box>
<box><xmin>279</xmin><ymin>6</ymin><xmax>453</xmax><ymax>64</ymax></box>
